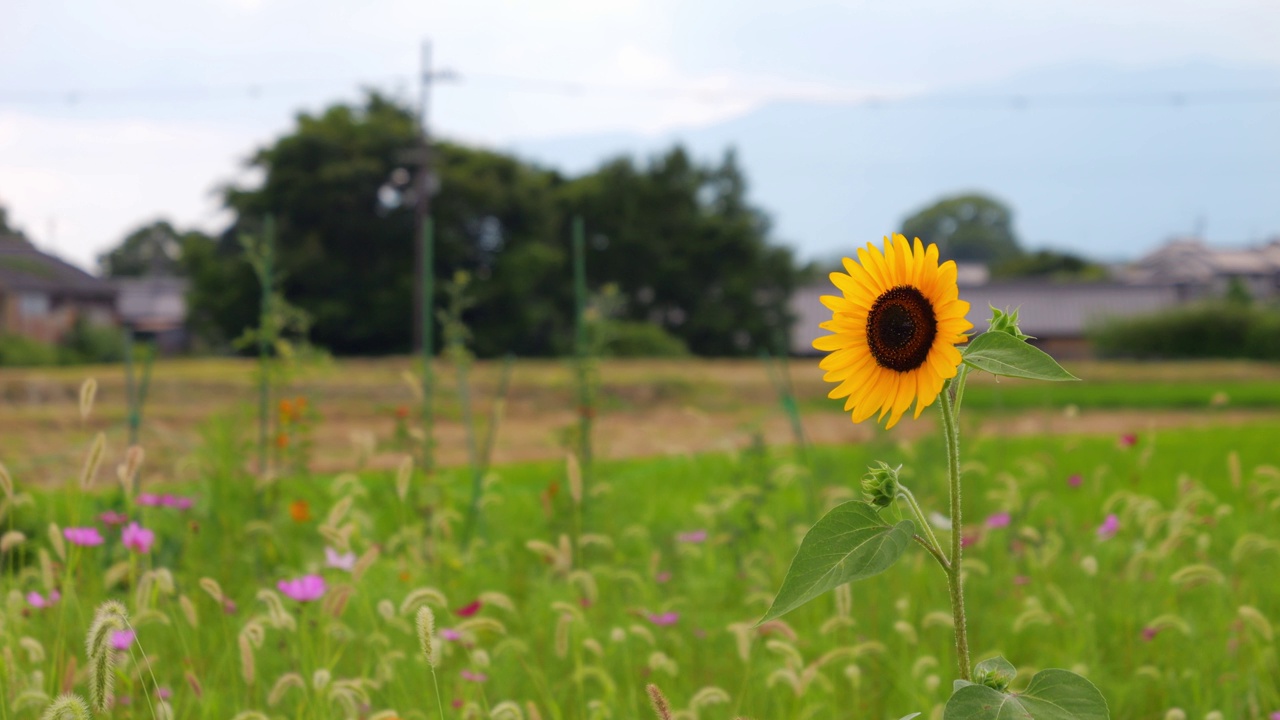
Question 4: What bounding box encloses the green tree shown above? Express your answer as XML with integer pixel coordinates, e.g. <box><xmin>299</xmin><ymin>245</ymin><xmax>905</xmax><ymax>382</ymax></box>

<box><xmin>220</xmin><ymin>93</ymin><xmax>568</xmax><ymax>356</ymax></box>
<box><xmin>98</xmin><ymin>220</ymin><xmax>202</xmax><ymax>277</ymax></box>
<box><xmin>901</xmin><ymin>193</ymin><xmax>1023</xmax><ymax>265</ymax></box>
<box><xmin>205</xmin><ymin>93</ymin><xmax>797</xmax><ymax>357</ymax></box>
<box><xmin>991</xmin><ymin>249</ymin><xmax>1108</xmax><ymax>281</ymax></box>
<box><xmin>561</xmin><ymin>147</ymin><xmax>798</xmax><ymax>356</ymax></box>
<box><xmin>0</xmin><ymin>204</ymin><xmax>26</xmax><ymax>240</ymax></box>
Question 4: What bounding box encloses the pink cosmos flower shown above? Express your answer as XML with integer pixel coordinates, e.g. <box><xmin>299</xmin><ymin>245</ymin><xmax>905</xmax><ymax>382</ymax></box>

<box><xmin>655</xmin><ymin>571</ymin><xmax>672</xmax><ymax>584</ymax></box>
<box><xmin>324</xmin><ymin>547</ymin><xmax>356</xmax><ymax>572</ymax></box>
<box><xmin>1142</xmin><ymin>627</ymin><xmax>1160</xmax><ymax>642</ymax></box>
<box><xmin>1097</xmin><ymin>514</ymin><xmax>1120</xmax><ymax>539</ymax></box>
<box><xmin>676</xmin><ymin>529</ymin><xmax>708</xmax><ymax>543</ymax></box>
<box><xmin>27</xmin><ymin>590</ymin><xmax>61</xmax><ymax>608</ymax></box>
<box><xmin>139</xmin><ymin>493</ymin><xmax>193</xmax><ymax>509</ymax></box>
<box><xmin>111</xmin><ymin>629</ymin><xmax>135</xmax><ymax>650</ymax></box>
<box><xmin>985</xmin><ymin>513</ymin><xmax>1012</xmax><ymax>529</ymax></box>
<box><xmin>440</xmin><ymin>628</ymin><xmax>462</xmax><ymax>641</ymax></box>
<box><xmin>122</xmin><ymin>522</ymin><xmax>155</xmax><ymax>554</ymax></box>
<box><xmin>63</xmin><ymin>527</ymin><xmax>104</xmax><ymax>546</ymax></box>
<box><xmin>161</xmin><ymin>495</ymin><xmax>194</xmax><ymax>510</ymax></box>
<box><xmin>460</xmin><ymin>670</ymin><xmax>488</xmax><ymax>683</ymax></box>
<box><xmin>1067</xmin><ymin>474</ymin><xmax>1083</xmax><ymax>488</ymax></box>
<box><xmin>1269</xmin><ymin>712</ymin><xmax>1280</xmax><ymax>720</ymax></box>
<box><xmin>1119</xmin><ymin>433</ymin><xmax>1137</xmax><ymax>448</ymax></box>
<box><xmin>157</xmin><ymin>687</ymin><xmax>173</xmax><ymax>700</ymax></box>
<box><xmin>648</xmin><ymin>612</ymin><xmax>679</xmax><ymax>627</ymax></box>
<box><xmin>99</xmin><ymin>510</ymin><xmax>129</xmax><ymax>526</ymax></box>
<box><xmin>277</xmin><ymin>574</ymin><xmax>326</xmax><ymax>602</ymax></box>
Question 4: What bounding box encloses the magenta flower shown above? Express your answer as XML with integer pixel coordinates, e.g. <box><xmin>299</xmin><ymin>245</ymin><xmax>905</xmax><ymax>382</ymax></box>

<box><xmin>1142</xmin><ymin>627</ymin><xmax>1160</xmax><ymax>642</ymax></box>
<box><xmin>138</xmin><ymin>493</ymin><xmax>193</xmax><ymax>510</ymax></box>
<box><xmin>63</xmin><ymin>527</ymin><xmax>104</xmax><ymax>547</ymax></box>
<box><xmin>277</xmin><ymin>574</ymin><xmax>326</xmax><ymax>602</ymax></box>
<box><xmin>1067</xmin><ymin>474</ymin><xmax>1083</xmax><ymax>488</ymax></box>
<box><xmin>1269</xmin><ymin>712</ymin><xmax>1280</xmax><ymax>720</ymax></box>
<box><xmin>460</xmin><ymin>669</ymin><xmax>488</xmax><ymax>682</ymax></box>
<box><xmin>1119</xmin><ymin>433</ymin><xmax>1137</xmax><ymax>448</ymax></box>
<box><xmin>161</xmin><ymin>494</ymin><xmax>193</xmax><ymax>510</ymax></box>
<box><xmin>676</xmin><ymin>529</ymin><xmax>708</xmax><ymax>543</ymax></box>
<box><xmin>122</xmin><ymin>522</ymin><xmax>155</xmax><ymax>554</ymax></box>
<box><xmin>99</xmin><ymin>510</ymin><xmax>129</xmax><ymax>526</ymax></box>
<box><xmin>324</xmin><ymin>547</ymin><xmax>356</xmax><ymax>572</ymax></box>
<box><xmin>440</xmin><ymin>628</ymin><xmax>462</xmax><ymax>641</ymax></box>
<box><xmin>985</xmin><ymin>513</ymin><xmax>1011</xmax><ymax>529</ymax></box>
<box><xmin>27</xmin><ymin>590</ymin><xmax>61</xmax><ymax>608</ymax></box>
<box><xmin>111</xmin><ymin>629</ymin><xmax>135</xmax><ymax>650</ymax></box>
<box><xmin>157</xmin><ymin>687</ymin><xmax>173</xmax><ymax>700</ymax></box>
<box><xmin>648</xmin><ymin>611</ymin><xmax>679</xmax><ymax>627</ymax></box>
<box><xmin>654</xmin><ymin>571</ymin><xmax>672</xmax><ymax>584</ymax></box>
<box><xmin>1097</xmin><ymin>514</ymin><xmax>1120</xmax><ymax>539</ymax></box>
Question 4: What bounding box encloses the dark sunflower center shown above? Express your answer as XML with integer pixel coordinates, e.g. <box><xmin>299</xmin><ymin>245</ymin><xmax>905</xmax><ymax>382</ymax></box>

<box><xmin>866</xmin><ymin>285</ymin><xmax>937</xmax><ymax>372</ymax></box>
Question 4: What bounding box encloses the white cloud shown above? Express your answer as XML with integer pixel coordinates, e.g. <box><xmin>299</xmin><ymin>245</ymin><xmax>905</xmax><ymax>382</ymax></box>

<box><xmin>0</xmin><ymin>112</ymin><xmax>252</xmax><ymax>268</ymax></box>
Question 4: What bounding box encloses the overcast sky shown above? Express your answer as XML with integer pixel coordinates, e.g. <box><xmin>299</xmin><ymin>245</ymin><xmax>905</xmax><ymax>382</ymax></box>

<box><xmin>2</xmin><ymin>0</ymin><xmax>1278</xmax><ymax>269</ymax></box>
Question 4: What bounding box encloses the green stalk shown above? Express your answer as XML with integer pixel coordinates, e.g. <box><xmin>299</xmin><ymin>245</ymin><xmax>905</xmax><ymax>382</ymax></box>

<box><xmin>898</xmin><ymin>485</ymin><xmax>948</xmax><ymax>572</ymax></box>
<box><xmin>939</xmin><ymin>384</ymin><xmax>971</xmax><ymax>680</ymax></box>
<box><xmin>571</xmin><ymin>216</ymin><xmax>593</xmax><ymax>518</ymax></box>
<box><xmin>421</xmin><ymin>217</ymin><xmax>436</xmax><ymax>475</ymax></box>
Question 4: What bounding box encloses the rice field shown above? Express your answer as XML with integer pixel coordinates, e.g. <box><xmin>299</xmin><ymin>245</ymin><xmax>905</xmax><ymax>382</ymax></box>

<box><xmin>2</xmin><ymin>358</ymin><xmax>1280</xmax><ymax>719</ymax></box>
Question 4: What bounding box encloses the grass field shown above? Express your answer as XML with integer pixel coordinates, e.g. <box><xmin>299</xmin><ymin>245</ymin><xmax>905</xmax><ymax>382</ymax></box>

<box><xmin>2</xmin><ymin>358</ymin><xmax>1280</xmax><ymax>718</ymax></box>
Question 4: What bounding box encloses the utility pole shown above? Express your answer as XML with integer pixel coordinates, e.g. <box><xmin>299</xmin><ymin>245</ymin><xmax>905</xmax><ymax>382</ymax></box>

<box><xmin>413</xmin><ymin>39</ymin><xmax>435</xmax><ymax>353</ymax></box>
<box><xmin>402</xmin><ymin>39</ymin><xmax>456</xmax><ymax>473</ymax></box>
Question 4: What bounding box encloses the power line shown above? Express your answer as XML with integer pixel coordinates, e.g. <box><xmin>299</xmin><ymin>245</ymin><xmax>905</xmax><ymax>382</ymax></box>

<box><xmin>2</xmin><ymin>69</ymin><xmax>1279</xmax><ymax>110</ymax></box>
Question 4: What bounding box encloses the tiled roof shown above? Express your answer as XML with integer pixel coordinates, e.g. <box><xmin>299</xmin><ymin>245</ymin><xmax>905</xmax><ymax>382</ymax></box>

<box><xmin>0</xmin><ymin>235</ymin><xmax>117</xmax><ymax>298</ymax></box>
<box><xmin>789</xmin><ymin>281</ymin><xmax>1180</xmax><ymax>353</ymax></box>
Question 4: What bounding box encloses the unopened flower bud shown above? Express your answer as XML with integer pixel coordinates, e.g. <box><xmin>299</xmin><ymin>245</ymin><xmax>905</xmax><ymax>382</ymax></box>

<box><xmin>988</xmin><ymin>306</ymin><xmax>1032</xmax><ymax>341</ymax></box>
<box><xmin>861</xmin><ymin>462</ymin><xmax>901</xmax><ymax>508</ymax></box>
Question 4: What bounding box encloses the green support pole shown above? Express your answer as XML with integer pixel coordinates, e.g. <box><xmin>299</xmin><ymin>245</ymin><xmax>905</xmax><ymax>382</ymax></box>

<box><xmin>123</xmin><ymin>327</ymin><xmax>137</xmax><ymax>445</ymax></box>
<box><xmin>571</xmin><ymin>216</ymin><xmax>593</xmax><ymax>515</ymax></box>
<box><xmin>421</xmin><ymin>217</ymin><xmax>435</xmax><ymax>474</ymax></box>
<box><xmin>257</xmin><ymin>215</ymin><xmax>275</xmax><ymax>476</ymax></box>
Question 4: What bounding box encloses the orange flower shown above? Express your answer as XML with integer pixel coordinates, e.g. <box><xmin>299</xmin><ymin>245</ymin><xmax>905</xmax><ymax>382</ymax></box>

<box><xmin>395</xmin><ymin>405</ymin><xmax>410</xmax><ymax>419</ymax></box>
<box><xmin>276</xmin><ymin>432</ymin><xmax>289</xmax><ymax>449</ymax></box>
<box><xmin>289</xmin><ymin>500</ymin><xmax>311</xmax><ymax>522</ymax></box>
<box><xmin>279</xmin><ymin>399</ymin><xmax>295</xmax><ymax>422</ymax></box>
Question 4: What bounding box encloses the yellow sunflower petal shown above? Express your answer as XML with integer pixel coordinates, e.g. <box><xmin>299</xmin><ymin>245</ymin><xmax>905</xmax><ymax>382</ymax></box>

<box><xmin>815</xmin><ymin>236</ymin><xmax>966</xmax><ymax>430</ymax></box>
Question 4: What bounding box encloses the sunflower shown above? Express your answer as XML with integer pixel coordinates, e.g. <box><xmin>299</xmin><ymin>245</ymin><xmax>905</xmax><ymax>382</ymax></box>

<box><xmin>814</xmin><ymin>234</ymin><xmax>973</xmax><ymax>429</ymax></box>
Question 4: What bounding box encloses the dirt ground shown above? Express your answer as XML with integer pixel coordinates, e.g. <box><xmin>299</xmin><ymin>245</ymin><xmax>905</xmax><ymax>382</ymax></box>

<box><xmin>1</xmin><ymin>357</ymin><xmax>1277</xmax><ymax>486</ymax></box>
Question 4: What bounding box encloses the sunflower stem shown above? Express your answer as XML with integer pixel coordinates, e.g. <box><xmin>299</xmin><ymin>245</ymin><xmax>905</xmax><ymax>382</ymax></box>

<box><xmin>940</xmin><ymin>383</ymin><xmax>971</xmax><ymax>680</ymax></box>
<box><xmin>898</xmin><ymin>485</ymin><xmax>946</xmax><ymax>571</ymax></box>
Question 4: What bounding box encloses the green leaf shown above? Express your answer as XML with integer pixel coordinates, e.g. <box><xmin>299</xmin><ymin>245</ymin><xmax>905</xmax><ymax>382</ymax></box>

<box><xmin>759</xmin><ymin>501</ymin><xmax>914</xmax><ymax>624</ymax></box>
<box><xmin>943</xmin><ymin>668</ymin><xmax>1109</xmax><ymax>720</ymax></box>
<box><xmin>973</xmin><ymin>656</ymin><xmax>1018</xmax><ymax>691</ymax></box>
<box><xmin>962</xmin><ymin>331</ymin><xmax>1079</xmax><ymax>382</ymax></box>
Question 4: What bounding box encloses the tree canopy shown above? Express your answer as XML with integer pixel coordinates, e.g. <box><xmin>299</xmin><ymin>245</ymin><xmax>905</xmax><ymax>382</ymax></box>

<box><xmin>174</xmin><ymin>92</ymin><xmax>798</xmax><ymax>357</ymax></box>
<box><xmin>900</xmin><ymin>193</ymin><xmax>1023</xmax><ymax>265</ymax></box>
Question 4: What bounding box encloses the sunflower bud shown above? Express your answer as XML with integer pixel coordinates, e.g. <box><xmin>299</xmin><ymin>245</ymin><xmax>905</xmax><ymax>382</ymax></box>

<box><xmin>988</xmin><ymin>306</ymin><xmax>1031</xmax><ymax>341</ymax></box>
<box><xmin>861</xmin><ymin>462</ymin><xmax>901</xmax><ymax>508</ymax></box>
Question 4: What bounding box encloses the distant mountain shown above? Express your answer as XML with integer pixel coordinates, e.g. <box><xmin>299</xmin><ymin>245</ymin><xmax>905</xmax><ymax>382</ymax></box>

<box><xmin>505</xmin><ymin>62</ymin><xmax>1280</xmax><ymax>263</ymax></box>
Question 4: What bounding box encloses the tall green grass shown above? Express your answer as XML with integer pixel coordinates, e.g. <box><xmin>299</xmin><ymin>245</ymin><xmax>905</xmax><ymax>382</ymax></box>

<box><xmin>3</xmin><ymin>416</ymin><xmax>1280</xmax><ymax>718</ymax></box>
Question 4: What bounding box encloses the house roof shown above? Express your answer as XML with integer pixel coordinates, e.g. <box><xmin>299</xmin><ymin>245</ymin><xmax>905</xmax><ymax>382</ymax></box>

<box><xmin>0</xmin><ymin>235</ymin><xmax>117</xmax><ymax>299</ymax></box>
<box><xmin>789</xmin><ymin>280</ymin><xmax>1180</xmax><ymax>353</ymax></box>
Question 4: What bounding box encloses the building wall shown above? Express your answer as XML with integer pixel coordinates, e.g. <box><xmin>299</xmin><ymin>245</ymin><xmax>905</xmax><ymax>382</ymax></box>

<box><xmin>0</xmin><ymin>289</ymin><xmax>118</xmax><ymax>344</ymax></box>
